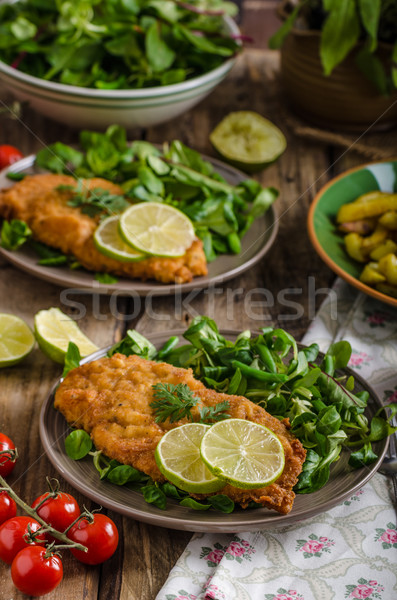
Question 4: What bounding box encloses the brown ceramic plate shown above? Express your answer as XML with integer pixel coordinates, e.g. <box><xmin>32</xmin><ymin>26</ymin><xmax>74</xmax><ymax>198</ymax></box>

<box><xmin>39</xmin><ymin>330</ymin><xmax>388</xmax><ymax>533</ymax></box>
<box><xmin>308</xmin><ymin>160</ymin><xmax>397</xmax><ymax>309</ymax></box>
<box><xmin>0</xmin><ymin>155</ymin><xmax>278</xmax><ymax>296</ymax></box>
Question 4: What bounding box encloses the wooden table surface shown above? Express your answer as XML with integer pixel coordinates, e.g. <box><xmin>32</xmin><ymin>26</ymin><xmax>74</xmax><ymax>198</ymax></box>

<box><xmin>0</xmin><ymin>13</ymin><xmax>371</xmax><ymax>599</ymax></box>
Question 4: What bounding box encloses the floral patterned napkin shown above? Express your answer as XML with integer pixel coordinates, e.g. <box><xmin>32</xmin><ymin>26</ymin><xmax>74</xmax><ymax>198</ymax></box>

<box><xmin>156</xmin><ymin>279</ymin><xmax>397</xmax><ymax>600</ymax></box>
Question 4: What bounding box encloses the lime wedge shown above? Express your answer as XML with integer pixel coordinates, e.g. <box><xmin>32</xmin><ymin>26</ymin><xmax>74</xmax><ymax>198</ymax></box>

<box><xmin>155</xmin><ymin>423</ymin><xmax>225</xmax><ymax>494</ymax></box>
<box><xmin>210</xmin><ymin>111</ymin><xmax>286</xmax><ymax>172</ymax></box>
<box><xmin>94</xmin><ymin>216</ymin><xmax>146</xmax><ymax>262</ymax></box>
<box><xmin>119</xmin><ymin>202</ymin><xmax>196</xmax><ymax>257</ymax></box>
<box><xmin>0</xmin><ymin>314</ymin><xmax>35</xmax><ymax>368</ymax></box>
<box><xmin>200</xmin><ymin>418</ymin><xmax>285</xmax><ymax>489</ymax></box>
<box><xmin>34</xmin><ymin>307</ymin><xmax>98</xmax><ymax>364</ymax></box>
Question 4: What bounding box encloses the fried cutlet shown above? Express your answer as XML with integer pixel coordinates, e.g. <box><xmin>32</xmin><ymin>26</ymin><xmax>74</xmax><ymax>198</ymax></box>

<box><xmin>0</xmin><ymin>174</ymin><xmax>207</xmax><ymax>284</ymax></box>
<box><xmin>55</xmin><ymin>354</ymin><xmax>306</xmax><ymax>514</ymax></box>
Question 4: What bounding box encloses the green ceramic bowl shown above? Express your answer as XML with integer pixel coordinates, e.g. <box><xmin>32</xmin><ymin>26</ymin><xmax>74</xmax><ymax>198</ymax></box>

<box><xmin>308</xmin><ymin>160</ymin><xmax>397</xmax><ymax>308</ymax></box>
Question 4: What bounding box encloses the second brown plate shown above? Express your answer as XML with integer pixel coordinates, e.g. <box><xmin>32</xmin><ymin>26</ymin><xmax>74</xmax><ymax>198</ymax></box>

<box><xmin>0</xmin><ymin>155</ymin><xmax>278</xmax><ymax>296</ymax></box>
<box><xmin>39</xmin><ymin>330</ymin><xmax>387</xmax><ymax>533</ymax></box>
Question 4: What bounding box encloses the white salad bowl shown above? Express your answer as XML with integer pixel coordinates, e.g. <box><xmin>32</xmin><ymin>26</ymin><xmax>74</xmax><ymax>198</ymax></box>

<box><xmin>0</xmin><ymin>15</ymin><xmax>239</xmax><ymax>131</ymax></box>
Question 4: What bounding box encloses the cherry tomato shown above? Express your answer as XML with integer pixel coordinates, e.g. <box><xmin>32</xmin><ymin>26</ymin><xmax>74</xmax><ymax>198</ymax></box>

<box><xmin>0</xmin><ymin>433</ymin><xmax>17</xmax><ymax>478</ymax></box>
<box><xmin>0</xmin><ymin>145</ymin><xmax>24</xmax><ymax>170</ymax></box>
<box><xmin>0</xmin><ymin>491</ymin><xmax>17</xmax><ymax>525</ymax></box>
<box><xmin>68</xmin><ymin>513</ymin><xmax>119</xmax><ymax>565</ymax></box>
<box><xmin>0</xmin><ymin>516</ymin><xmax>45</xmax><ymax>564</ymax></box>
<box><xmin>32</xmin><ymin>491</ymin><xmax>80</xmax><ymax>542</ymax></box>
<box><xmin>11</xmin><ymin>546</ymin><xmax>63</xmax><ymax>597</ymax></box>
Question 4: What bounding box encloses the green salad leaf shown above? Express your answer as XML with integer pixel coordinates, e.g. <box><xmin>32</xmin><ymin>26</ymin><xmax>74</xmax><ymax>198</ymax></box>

<box><xmin>62</xmin><ymin>341</ymin><xmax>82</xmax><ymax>378</ymax></box>
<box><xmin>0</xmin><ymin>219</ymin><xmax>32</xmax><ymax>251</ymax></box>
<box><xmin>0</xmin><ymin>0</ymin><xmax>241</xmax><ymax>90</ymax></box>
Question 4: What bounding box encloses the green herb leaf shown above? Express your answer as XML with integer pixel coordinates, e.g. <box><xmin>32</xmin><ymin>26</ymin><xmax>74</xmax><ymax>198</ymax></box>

<box><xmin>392</xmin><ymin>42</ymin><xmax>397</xmax><ymax>88</ymax></box>
<box><xmin>268</xmin><ymin>0</ymin><xmax>305</xmax><ymax>49</ymax></box>
<box><xmin>106</xmin><ymin>464</ymin><xmax>145</xmax><ymax>485</ymax></box>
<box><xmin>145</xmin><ymin>22</ymin><xmax>176</xmax><ymax>72</ymax></box>
<box><xmin>64</xmin><ymin>183</ymin><xmax>129</xmax><ymax>218</ymax></box>
<box><xmin>108</xmin><ymin>329</ymin><xmax>157</xmax><ymax>359</ymax></box>
<box><xmin>0</xmin><ymin>219</ymin><xmax>32</xmax><ymax>250</ymax></box>
<box><xmin>156</xmin><ymin>336</ymin><xmax>180</xmax><ymax>360</ymax></box>
<box><xmin>161</xmin><ymin>482</ymin><xmax>187</xmax><ymax>499</ymax></box>
<box><xmin>94</xmin><ymin>273</ymin><xmax>119</xmax><ymax>284</ymax></box>
<box><xmin>320</xmin><ymin>0</ymin><xmax>361</xmax><ymax>76</ymax></box>
<box><xmin>141</xmin><ymin>483</ymin><xmax>167</xmax><ymax>510</ymax></box>
<box><xmin>323</xmin><ymin>340</ymin><xmax>352</xmax><ymax>370</ymax></box>
<box><xmin>62</xmin><ymin>341</ymin><xmax>81</xmax><ymax>377</ymax></box>
<box><xmin>357</xmin><ymin>0</ymin><xmax>381</xmax><ymax>51</ymax></box>
<box><xmin>348</xmin><ymin>441</ymin><xmax>378</xmax><ymax>468</ymax></box>
<box><xmin>6</xmin><ymin>172</ymin><xmax>26</xmax><ymax>181</ymax></box>
<box><xmin>138</xmin><ymin>164</ymin><xmax>165</xmax><ymax>195</ymax></box>
<box><xmin>150</xmin><ymin>383</ymin><xmax>199</xmax><ymax>423</ymax></box>
<box><xmin>38</xmin><ymin>256</ymin><xmax>69</xmax><ymax>266</ymax></box>
<box><xmin>208</xmin><ymin>494</ymin><xmax>235</xmax><ymax>513</ymax></box>
<box><xmin>355</xmin><ymin>46</ymin><xmax>389</xmax><ymax>95</ymax></box>
<box><xmin>64</xmin><ymin>429</ymin><xmax>92</xmax><ymax>460</ymax></box>
<box><xmin>179</xmin><ymin>497</ymin><xmax>211</xmax><ymax>510</ymax></box>
<box><xmin>198</xmin><ymin>401</ymin><xmax>231</xmax><ymax>423</ymax></box>
<box><xmin>36</xmin><ymin>142</ymin><xmax>84</xmax><ymax>173</ymax></box>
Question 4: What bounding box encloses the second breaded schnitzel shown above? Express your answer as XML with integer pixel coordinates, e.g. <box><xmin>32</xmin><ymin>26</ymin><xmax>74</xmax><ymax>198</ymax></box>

<box><xmin>0</xmin><ymin>174</ymin><xmax>207</xmax><ymax>284</ymax></box>
<box><xmin>55</xmin><ymin>354</ymin><xmax>306</xmax><ymax>514</ymax></box>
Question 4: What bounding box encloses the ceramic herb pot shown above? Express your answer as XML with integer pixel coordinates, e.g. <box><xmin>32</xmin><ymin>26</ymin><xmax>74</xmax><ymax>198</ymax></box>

<box><xmin>279</xmin><ymin>22</ymin><xmax>397</xmax><ymax>132</ymax></box>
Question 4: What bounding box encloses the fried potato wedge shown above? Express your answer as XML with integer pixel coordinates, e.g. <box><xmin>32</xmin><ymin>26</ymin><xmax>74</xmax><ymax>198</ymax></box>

<box><xmin>337</xmin><ymin>193</ymin><xmax>397</xmax><ymax>223</ymax></box>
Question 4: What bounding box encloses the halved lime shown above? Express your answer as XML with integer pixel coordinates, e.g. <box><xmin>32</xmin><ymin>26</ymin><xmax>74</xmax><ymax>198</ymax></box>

<box><xmin>155</xmin><ymin>423</ymin><xmax>225</xmax><ymax>494</ymax></box>
<box><xmin>0</xmin><ymin>314</ymin><xmax>35</xmax><ymax>368</ymax></box>
<box><xmin>200</xmin><ymin>418</ymin><xmax>285</xmax><ymax>489</ymax></box>
<box><xmin>94</xmin><ymin>216</ymin><xmax>146</xmax><ymax>262</ymax></box>
<box><xmin>210</xmin><ymin>111</ymin><xmax>287</xmax><ymax>172</ymax></box>
<box><xmin>34</xmin><ymin>307</ymin><xmax>98</xmax><ymax>365</ymax></box>
<box><xmin>119</xmin><ymin>202</ymin><xmax>196</xmax><ymax>257</ymax></box>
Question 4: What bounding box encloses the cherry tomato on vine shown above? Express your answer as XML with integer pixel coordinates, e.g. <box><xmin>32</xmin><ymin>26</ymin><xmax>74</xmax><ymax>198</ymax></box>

<box><xmin>0</xmin><ymin>491</ymin><xmax>17</xmax><ymax>525</ymax></box>
<box><xmin>0</xmin><ymin>145</ymin><xmax>24</xmax><ymax>170</ymax></box>
<box><xmin>0</xmin><ymin>516</ymin><xmax>45</xmax><ymax>564</ymax></box>
<box><xmin>0</xmin><ymin>433</ymin><xmax>17</xmax><ymax>478</ymax></box>
<box><xmin>32</xmin><ymin>491</ymin><xmax>80</xmax><ymax>542</ymax></box>
<box><xmin>68</xmin><ymin>513</ymin><xmax>119</xmax><ymax>565</ymax></box>
<box><xmin>11</xmin><ymin>545</ymin><xmax>63</xmax><ymax>597</ymax></box>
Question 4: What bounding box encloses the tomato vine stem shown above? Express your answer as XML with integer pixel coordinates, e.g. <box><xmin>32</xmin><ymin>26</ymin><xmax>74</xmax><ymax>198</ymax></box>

<box><xmin>0</xmin><ymin>473</ymin><xmax>87</xmax><ymax>553</ymax></box>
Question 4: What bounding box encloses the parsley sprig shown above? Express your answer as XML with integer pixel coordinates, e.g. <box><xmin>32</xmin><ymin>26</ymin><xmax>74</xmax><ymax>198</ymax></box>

<box><xmin>58</xmin><ymin>182</ymin><xmax>129</xmax><ymax>219</ymax></box>
<box><xmin>150</xmin><ymin>383</ymin><xmax>230</xmax><ymax>424</ymax></box>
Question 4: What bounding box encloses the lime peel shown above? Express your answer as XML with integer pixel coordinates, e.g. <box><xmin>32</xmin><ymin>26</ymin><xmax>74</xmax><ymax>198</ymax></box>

<box><xmin>155</xmin><ymin>423</ymin><xmax>225</xmax><ymax>494</ymax></box>
<box><xmin>210</xmin><ymin>111</ymin><xmax>287</xmax><ymax>173</ymax></box>
<box><xmin>0</xmin><ymin>313</ymin><xmax>35</xmax><ymax>367</ymax></box>
<box><xmin>94</xmin><ymin>216</ymin><xmax>146</xmax><ymax>262</ymax></box>
<box><xmin>34</xmin><ymin>307</ymin><xmax>98</xmax><ymax>365</ymax></box>
<box><xmin>200</xmin><ymin>418</ymin><xmax>285</xmax><ymax>489</ymax></box>
<box><xmin>119</xmin><ymin>202</ymin><xmax>196</xmax><ymax>257</ymax></box>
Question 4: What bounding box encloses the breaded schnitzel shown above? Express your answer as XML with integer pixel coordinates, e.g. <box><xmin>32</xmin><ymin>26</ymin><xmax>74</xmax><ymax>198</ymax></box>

<box><xmin>0</xmin><ymin>174</ymin><xmax>207</xmax><ymax>284</ymax></box>
<box><xmin>55</xmin><ymin>354</ymin><xmax>306</xmax><ymax>514</ymax></box>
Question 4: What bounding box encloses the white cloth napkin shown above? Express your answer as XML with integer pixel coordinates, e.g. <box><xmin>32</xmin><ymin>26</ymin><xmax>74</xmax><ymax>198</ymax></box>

<box><xmin>156</xmin><ymin>279</ymin><xmax>397</xmax><ymax>600</ymax></box>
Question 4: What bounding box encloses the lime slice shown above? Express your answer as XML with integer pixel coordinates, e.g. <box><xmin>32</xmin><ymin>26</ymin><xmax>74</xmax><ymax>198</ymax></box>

<box><xmin>94</xmin><ymin>216</ymin><xmax>146</xmax><ymax>262</ymax></box>
<box><xmin>155</xmin><ymin>423</ymin><xmax>225</xmax><ymax>494</ymax></box>
<box><xmin>34</xmin><ymin>307</ymin><xmax>98</xmax><ymax>364</ymax></box>
<box><xmin>200</xmin><ymin>418</ymin><xmax>285</xmax><ymax>489</ymax></box>
<box><xmin>119</xmin><ymin>202</ymin><xmax>196</xmax><ymax>257</ymax></box>
<box><xmin>210</xmin><ymin>111</ymin><xmax>286</xmax><ymax>172</ymax></box>
<box><xmin>0</xmin><ymin>313</ymin><xmax>35</xmax><ymax>368</ymax></box>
